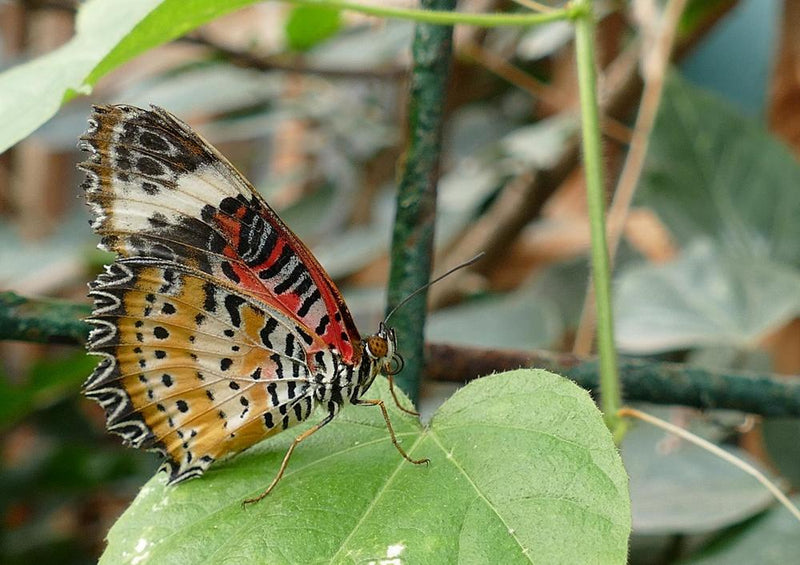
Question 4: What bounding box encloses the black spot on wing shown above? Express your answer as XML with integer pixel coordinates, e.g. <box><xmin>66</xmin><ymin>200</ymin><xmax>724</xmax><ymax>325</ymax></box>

<box><xmin>315</xmin><ymin>314</ymin><xmax>329</xmax><ymax>336</ymax></box>
<box><xmin>203</xmin><ymin>282</ymin><xmax>217</xmax><ymax>313</ymax></box>
<box><xmin>292</xmin><ymin>273</ymin><xmax>312</xmax><ymax>298</ymax></box>
<box><xmin>297</xmin><ymin>288</ymin><xmax>322</xmax><ymax>317</ymax></box>
<box><xmin>221</xmin><ymin>262</ymin><xmax>240</xmax><ymax>283</ymax></box>
<box><xmin>266</xmin><ymin>383</ymin><xmax>279</xmax><ymax>406</ymax></box>
<box><xmin>258</xmin><ymin>245</ymin><xmax>293</xmax><ymax>280</ymax></box>
<box><xmin>296</xmin><ymin>326</ymin><xmax>313</xmax><ymax>346</ymax></box>
<box><xmin>274</xmin><ymin>262</ymin><xmax>305</xmax><ymax>295</ymax></box>
<box><xmin>223</xmin><ymin>294</ymin><xmax>246</xmax><ymax>328</ymax></box>
<box><xmin>148</xmin><ymin>212</ymin><xmax>168</xmax><ymax>228</ymax></box>
<box><xmin>260</xmin><ymin>318</ymin><xmax>278</xmax><ymax>349</ymax></box>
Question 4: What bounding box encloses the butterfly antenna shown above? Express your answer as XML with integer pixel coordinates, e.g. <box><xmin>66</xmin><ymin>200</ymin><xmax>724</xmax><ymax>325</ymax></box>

<box><xmin>383</xmin><ymin>252</ymin><xmax>485</xmax><ymax>324</ymax></box>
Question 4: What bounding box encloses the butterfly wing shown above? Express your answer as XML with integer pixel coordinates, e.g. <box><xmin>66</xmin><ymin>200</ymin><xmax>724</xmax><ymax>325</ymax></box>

<box><xmin>80</xmin><ymin>105</ymin><xmax>354</xmax><ymax>481</ymax></box>
<box><xmin>85</xmin><ymin>260</ymin><xmax>318</xmax><ymax>482</ymax></box>
<box><xmin>80</xmin><ymin>104</ymin><xmax>360</xmax><ymax>363</ymax></box>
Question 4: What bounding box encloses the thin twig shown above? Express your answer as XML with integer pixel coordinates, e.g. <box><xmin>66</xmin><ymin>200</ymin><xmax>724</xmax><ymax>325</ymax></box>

<box><xmin>428</xmin><ymin>40</ymin><xmax>644</xmax><ymax>309</ymax></box>
<box><xmin>573</xmin><ymin>0</ymin><xmax>622</xmax><ymax>430</ymax></box>
<box><xmin>0</xmin><ymin>292</ymin><xmax>91</xmax><ymax>345</ymax></box>
<box><xmin>619</xmin><ymin>407</ymin><xmax>800</xmax><ymax>524</ymax></box>
<box><xmin>460</xmin><ymin>40</ymin><xmax>632</xmax><ymax>144</ymax></box>
<box><xmin>512</xmin><ymin>0</ymin><xmax>556</xmax><ymax>13</ymax></box>
<box><xmin>181</xmin><ymin>35</ymin><xmax>407</xmax><ymax>80</ymax></box>
<box><xmin>4</xmin><ymin>293</ymin><xmax>800</xmax><ymax>417</ymax></box>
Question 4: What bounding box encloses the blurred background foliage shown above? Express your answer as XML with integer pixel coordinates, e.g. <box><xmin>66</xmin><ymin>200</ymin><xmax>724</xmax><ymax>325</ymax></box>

<box><xmin>0</xmin><ymin>0</ymin><xmax>799</xmax><ymax>563</ymax></box>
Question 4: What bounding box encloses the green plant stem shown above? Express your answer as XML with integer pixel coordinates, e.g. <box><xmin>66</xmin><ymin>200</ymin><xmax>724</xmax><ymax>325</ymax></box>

<box><xmin>426</xmin><ymin>343</ymin><xmax>800</xmax><ymax>418</ymax></box>
<box><xmin>573</xmin><ymin>1</ymin><xmax>622</xmax><ymax>435</ymax></box>
<box><xmin>5</xmin><ymin>293</ymin><xmax>800</xmax><ymax>418</ymax></box>
<box><xmin>284</xmin><ymin>0</ymin><xmax>580</xmax><ymax>26</ymax></box>
<box><xmin>0</xmin><ymin>292</ymin><xmax>92</xmax><ymax>345</ymax></box>
<box><xmin>385</xmin><ymin>0</ymin><xmax>456</xmax><ymax>404</ymax></box>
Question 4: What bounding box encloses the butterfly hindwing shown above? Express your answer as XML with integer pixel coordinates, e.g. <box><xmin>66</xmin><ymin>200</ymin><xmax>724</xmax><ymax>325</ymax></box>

<box><xmin>84</xmin><ymin>259</ymin><xmax>325</xmax><ymax>482</ymax></box>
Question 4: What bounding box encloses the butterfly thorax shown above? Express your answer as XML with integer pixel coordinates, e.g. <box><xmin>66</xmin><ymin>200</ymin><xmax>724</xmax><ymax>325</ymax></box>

<box><xmin>358</xmin><ymin>322</ymin><xmax>399</xmax><ymax>398</ymax></box>
<box><xmin>311</xmin><ymin>322</ymin><xmax>397</xmax><ymax>410</ymax></box>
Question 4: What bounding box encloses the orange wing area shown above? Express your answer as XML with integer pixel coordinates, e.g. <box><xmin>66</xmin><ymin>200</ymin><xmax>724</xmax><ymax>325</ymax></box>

<box><xmin>85</xmin><ymin>261</ymin><xmax>323</xmax><ymax>482</ymax></box>
<box><xmin>80</xmin><ymin>104</ymin><xmax>360</xmax><ymax>365</ymax></box>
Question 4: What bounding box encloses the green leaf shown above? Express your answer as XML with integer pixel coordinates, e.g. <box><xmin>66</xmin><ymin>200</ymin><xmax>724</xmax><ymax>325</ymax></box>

<box><xmin>99</xmin><ymin>371</ymin><xmax>630</xmax><ymax>564</ymax></box>
<box><xmin>679</xmin><ymin>496</ymin><xmax>800</xmax><ymax>565</ymax></box>
<box><xmin>0</xmin><ymin>352</ymin><xmax>95</xmax><ymax>430</ymax></box>
<box><xmin>762</xmin><ymin>418</ymin><xmax>800</xmax><ymax>490</ymax></box>
<box><xmin>622</xmin><ymin>405</ymin><xmax>775</xmax><ymax>535</ymax></box>
<box><xmin>639</xmin><ymin>72</ymin><xmax>800</xmax><ymax>266</ymax></box>
<box><xmin>615</xmin><ymin>242</ymin><xmax>800</xmax><ymax>353</ymax></box>
<box><xmin>0</xmin><ymin>0</ymin><xmax>261</xmax><ymax>154</ymax></box>
<box><xmin>286</xmin><ymin>5</ymin><xmax>342</xmax><ymax>52</ymax></box>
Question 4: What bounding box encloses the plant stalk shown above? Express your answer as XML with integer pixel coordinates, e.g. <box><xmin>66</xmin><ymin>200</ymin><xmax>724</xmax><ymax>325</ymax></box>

<box><xmin>573</xmin><ymin>0</ymin><xmax>623</xmax><ymax>435</ymax></box>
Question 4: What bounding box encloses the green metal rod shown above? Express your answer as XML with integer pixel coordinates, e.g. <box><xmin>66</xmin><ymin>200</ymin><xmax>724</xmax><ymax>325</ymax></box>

<box><xmin>385</xmin><ymin>0</ymin><xmax>456</xmax><ymax>404</ymax></box>
<box><xmin>5</xmin><ymin>293</ymin><xmax>800</xmax><ymax>419</ymax></box>
<box><xmin>0</xmin><ymin>291</ymin><xmax>91</xmax><ymax>345</ymax></box>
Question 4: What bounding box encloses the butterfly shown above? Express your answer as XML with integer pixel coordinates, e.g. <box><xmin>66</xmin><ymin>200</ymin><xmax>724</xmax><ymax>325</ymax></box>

<box><xmin>79</xmin><ymin>104</ymin><xmax>427</xmax><ymax>504</ymax></box>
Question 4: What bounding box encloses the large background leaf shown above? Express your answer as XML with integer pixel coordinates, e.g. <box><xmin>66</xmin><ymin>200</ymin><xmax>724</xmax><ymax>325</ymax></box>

<box><xmin>617</xmin><ymin>70</ymin><xmax>800</xmax><ymax>354</ymax></box>
<box><xmin>622</xmin><ymin>406</ymin><xmax>775</xmax><ymax>535</ymax></box>
<box><xmin>0</xmin><ymin>0</ymin><xmax>261</xmax><ymax>153</ymax></box>
<box><xmin>679</xmin><ymin>496</ymin><xmax>800</xmax><ymax>565</ymax></box>
<box><xmin>99</xmin><ymin>370</ymin><xmax>630</xmax><ymax>564</ymax></box>
<box><xmin>614</xmin><ymin>243</ymin><xmax>800</xmax><ymax>353</ymax></box>
<box><xmin>638</xmin><ymin>72</ymin><xmax>800</xmax><ymax>267</ymax></box>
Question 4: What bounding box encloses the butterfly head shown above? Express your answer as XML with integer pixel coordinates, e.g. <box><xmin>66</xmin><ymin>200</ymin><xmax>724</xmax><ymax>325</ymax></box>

<box><xmin>361</xmin><ymin>322</ymin><xmax>403</xmax><ymax>391</ymax></box>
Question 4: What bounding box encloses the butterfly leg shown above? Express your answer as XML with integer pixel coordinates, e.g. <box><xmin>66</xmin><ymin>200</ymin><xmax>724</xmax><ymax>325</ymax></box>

<box><xmin>355</xmin><ymin>398</ymin><xmax>429</xmax><ymax>466</ymax></box>
<box><xmin>387</xmin><ymin>375</ymin><xmax>420</xmax><ymax>416</ymax></box>
<box><xmin>242</xmin><ymin>412</ymin><xmax>336</xmax><ymax>507</ymax></box>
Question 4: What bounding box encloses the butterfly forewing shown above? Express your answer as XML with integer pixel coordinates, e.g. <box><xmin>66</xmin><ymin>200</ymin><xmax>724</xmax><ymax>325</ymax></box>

<box><xmin>81</xmin><ymin>105</ymin><xmax>356</xmax><ymax>482</ymax></box>
<box><xmin>80</xmin><ymin>104</ymin><xmax>359</xmax><ymax>363</ymax></box>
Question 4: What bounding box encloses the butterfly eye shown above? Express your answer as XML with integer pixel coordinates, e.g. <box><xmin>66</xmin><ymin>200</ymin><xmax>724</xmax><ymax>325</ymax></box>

<box><xmin>386</xmin><ymin>353</ymin><xmax>405</xmax><ymax>376</ymax></box>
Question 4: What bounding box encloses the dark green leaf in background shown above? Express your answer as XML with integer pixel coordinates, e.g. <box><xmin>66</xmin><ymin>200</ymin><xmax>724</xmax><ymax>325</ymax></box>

<box><xmin>614</xmin><ymin>243</ymin><xmax>800</xmax><ymax>354</ymax></box>
<box><xmin>622</xmin><ymin>406</ymin><xmax>775</xmax><ymax>535</ymax></box>
<box><xmin>678</xmin><ymin>496</ymin><xmax>800</xmax><ymax>565</ymax></box>
<box><xmin>639</xmin><ymin>73</ymin><xmax>800</xmax><ymax>267</ymax></box>
<box><xmin>99</xmin><ymin>371</ymin><xmax>630</xmax><ymax>564</ymax></box>
<box><xmin>761</xmin><ymin>418</ymin><xmax>800</xmax><ymax>491</ymax></box>
<box><xmin>286</xmin><ymin>5</ymin><xmax>342</xmax><ymax>52</ymax></box>
<box><xmin>0</xmin><ymin>0</ymin><xmax>263</xmax><ymax>153</ymax></box>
